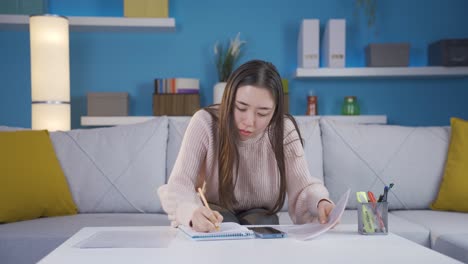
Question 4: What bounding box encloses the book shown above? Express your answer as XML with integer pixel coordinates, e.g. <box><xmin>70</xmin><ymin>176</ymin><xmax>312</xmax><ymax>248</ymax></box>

<box><xmin>321</xmin><ymin>19</ymin><xmax>346</xmax><ymax>68</ymax></box>
<box><xmin>179</xmin><ymin>222</ymin><xmax>255</xmax><ymax>241</ymax></box>
<box><xmin>298</xmin><ymin>19</ymin><xmax>320</xmax><ymax>68</ymax></box>
<box><xmin>154</xmin><ymin>78</ymin><xmax>200</xmax><ymax>94</ymax></box>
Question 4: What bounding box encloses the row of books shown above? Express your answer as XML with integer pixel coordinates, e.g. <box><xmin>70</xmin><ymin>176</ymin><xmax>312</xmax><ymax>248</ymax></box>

<box><xmin>154</xmin><ymin>78</ymin><xmax>200</xmax><ymax>94</ymax></box>
<box><xmin>298</xmin><ymin>19</ymin><xmax>346</xmax><ymax>68</ymax></box>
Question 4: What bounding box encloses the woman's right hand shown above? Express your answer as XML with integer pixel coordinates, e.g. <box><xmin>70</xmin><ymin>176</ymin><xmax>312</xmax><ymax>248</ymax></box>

<box><xmin>191</xmin><ymin>206</ymin><xmax>223</xmax><ymax>232</ymax></box>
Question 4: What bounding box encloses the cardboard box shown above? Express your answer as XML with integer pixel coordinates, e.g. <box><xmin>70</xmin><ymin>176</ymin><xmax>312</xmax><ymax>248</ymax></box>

<box><xmin>366</xmin><ymin>43</ymin><xmax>410</xmax><ymax>67</ymax></box>
<box><xmin>124</xmin><ymin>0</ymin><xmax>168</xmax><ymax>18</ymax></box>
<box><xmin>87</xmin><ymin>92</ymin><xmax>128</xmax><ymax>116</ymax></box>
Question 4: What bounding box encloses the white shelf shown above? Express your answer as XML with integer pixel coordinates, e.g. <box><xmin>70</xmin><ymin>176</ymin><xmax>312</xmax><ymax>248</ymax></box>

<box><xmin>295</xmin><ymin>115</ymin><xmax>387</xmax><ymax>124</ymax></box>
<box><xmin>0</xmin><ymin>14</ymin><xmax>175</xmax><ymax>31</ymax></box>
<box><xmin>81</xmin><ymin>116</ymin><xmax>155</xmax><ymax>126</ymax></box>
<box><xmin>81</xmin><ymin>115</ymin><xmax>387</xmax><ymax>126</ymax></box>
<box><xmin>295</xmin><ymin>67</ymin><xmax>468</xmax><ymax>78</ymax></box>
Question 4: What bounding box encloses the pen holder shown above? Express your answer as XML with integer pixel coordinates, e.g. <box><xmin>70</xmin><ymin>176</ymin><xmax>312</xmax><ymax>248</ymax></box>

<box><xmin>357</xmin><ymin>202</ymin><xmax>388</xmax><ymax>235</ymax></box>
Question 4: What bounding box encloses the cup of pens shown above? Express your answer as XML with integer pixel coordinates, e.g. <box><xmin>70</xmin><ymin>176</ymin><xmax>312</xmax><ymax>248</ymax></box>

<box><xmin>357</xmin><ymin>201</ymin><xmax>388</xmax><ymax>235</ymax></box>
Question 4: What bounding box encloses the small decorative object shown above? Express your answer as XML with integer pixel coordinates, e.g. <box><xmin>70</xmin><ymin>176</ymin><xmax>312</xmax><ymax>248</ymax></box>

<box><xmin>213</xmin><ymin>32</ymin><xmax>246</xmax><ymax>104</ymax></box>
<box><xmin>342</xmin><ymin>96</ymin><xmax>360</xmax><ymax>115</ymax></box>
<box><xmin>306</xmin><ymin>91</ymin><xmax>318</xmax><ymax>116</ymax></box>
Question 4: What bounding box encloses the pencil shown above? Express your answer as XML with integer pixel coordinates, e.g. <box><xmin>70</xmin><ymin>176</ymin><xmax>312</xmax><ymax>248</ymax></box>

<box><xmin>197</xmin><ymin>187</ymin><xmax>220</xmax><ymax>231</ymax></box>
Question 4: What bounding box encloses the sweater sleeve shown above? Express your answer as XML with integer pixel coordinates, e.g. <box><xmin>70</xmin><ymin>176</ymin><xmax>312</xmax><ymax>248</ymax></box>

<box><xmin>158</xmin><ymin>110</ymin><xmax>211</xmax><ymax>227</ymax></box>
<box><xmin>283</xmin><ymin>118</ymin><xmax>331</xmax><ymax>224</ymax></box>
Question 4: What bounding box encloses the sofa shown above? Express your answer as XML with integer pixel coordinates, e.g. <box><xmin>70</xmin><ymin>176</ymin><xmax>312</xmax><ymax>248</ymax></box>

<box><xmin>1</xmin><ymin>116</ymin><xmax>467</xmax><ymax>264</ymax></box>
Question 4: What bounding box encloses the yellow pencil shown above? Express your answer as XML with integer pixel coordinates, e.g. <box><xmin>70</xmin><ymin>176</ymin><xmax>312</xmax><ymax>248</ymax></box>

<box><xmin>197</xmin><ymin>186</ymin><xmax>220</xmax><ymax>231</ymax></box>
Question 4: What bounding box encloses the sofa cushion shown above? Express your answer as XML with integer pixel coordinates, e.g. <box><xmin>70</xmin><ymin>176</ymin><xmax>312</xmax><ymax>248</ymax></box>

<box><xmin>167</xmin><ymin>117</ymin><xmax>191</xmax><ymax>182</ymax></box>
<box><xmin>294</xmin><ymin>117</ymin><xmax>324</xmax><ymax>182</ymax></box>
<box><xmin>391</xmin><ymin>210</ymin><xmax>468</xmax><ymax>245</ymax></box>
<box><xmin>391</xmin><ymin>210</ymin><xmax>468</xmax><ymax>263</ymax></box>
<box><xmin>433</xmin><ymin>234</ymin><xmax>468</xmax><ymax>264</ymax></box>
<box><xmin>0</xmin><ymin>213</ymin><xmax>170</xmax><ymax>264</ymax></box>
<box><xmin>320</xmin><ymin>119</ymin><xmax>450</xmax><ymax>210</ymax></box>
<box><xmin>49</xmin><ymin>117</ymin><xmax>168</xmax><ymax>213</ymax></box>
<box><xmin>431</xmin><ymin>117</ymin><xmax>468</xmax><ymax>212</ymax></box>
<box><xmin>0</xmin><ymin>130</ymin><xmax>77</xmax><ymax>223</ymax></box>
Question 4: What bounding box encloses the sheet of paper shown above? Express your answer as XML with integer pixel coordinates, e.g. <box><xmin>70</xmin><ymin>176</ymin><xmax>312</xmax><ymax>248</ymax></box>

<box><xmin>74</xmin><ymin>229</ymin><xmax>177</xmax><ymax>249</ymax></box>
<box><xmin>280</xmin><ymin>189</ymin><xmax>350</xmax><ymax>240</ymax></box>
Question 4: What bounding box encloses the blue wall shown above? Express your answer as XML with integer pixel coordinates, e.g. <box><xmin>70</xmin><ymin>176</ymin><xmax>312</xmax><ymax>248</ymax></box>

<box><xmin>1</xmin><ymin>0</ymin><xmax>467</xmax><ymax>128</ymax></box>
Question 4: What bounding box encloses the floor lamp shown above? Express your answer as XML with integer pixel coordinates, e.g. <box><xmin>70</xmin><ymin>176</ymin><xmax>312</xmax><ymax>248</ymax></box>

<box><xmin>30</xmin><ymin>15</ymin><xmax>70</xmax><ymax>131</ymax></box>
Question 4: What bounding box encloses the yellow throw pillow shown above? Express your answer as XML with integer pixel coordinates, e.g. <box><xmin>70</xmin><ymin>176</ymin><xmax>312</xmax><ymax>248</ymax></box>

<box><xmin>0</xmin><ymin>130</ymin><xmax>77</xmax><ymax>223</ymax></box>
<box><xmin>431</xmin><ymin>117</ymin><xmax>468</xmax><ymax>212</ymax></box>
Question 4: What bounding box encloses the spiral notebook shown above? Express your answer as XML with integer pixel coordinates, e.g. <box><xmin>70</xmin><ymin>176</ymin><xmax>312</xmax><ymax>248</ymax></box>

<box><xmin>179</xmin><ymin>222</ymin><xmax>255</xmax><ymax>241</ymax></box>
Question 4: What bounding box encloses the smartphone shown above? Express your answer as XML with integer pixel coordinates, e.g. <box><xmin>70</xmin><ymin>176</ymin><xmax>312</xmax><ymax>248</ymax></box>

<box><xmin>247</xmin><ymin>227</ymin><xmax>286</xmax><ymax>239</ymax></box>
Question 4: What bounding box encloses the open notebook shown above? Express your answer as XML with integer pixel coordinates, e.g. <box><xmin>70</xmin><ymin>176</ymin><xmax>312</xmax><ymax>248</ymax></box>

<box><xmin>179</xmin><ymin>222</ymin><xmax>255</xmax><ymax>241</ymax></box>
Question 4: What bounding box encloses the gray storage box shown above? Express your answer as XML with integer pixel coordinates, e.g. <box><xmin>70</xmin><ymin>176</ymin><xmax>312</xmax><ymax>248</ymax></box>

<box><xmin>87</xmin><ymin>92</ymin><xmax>129</xmax><ymax>116</ymax></box>
<box><xmin>366</xmin><ymin>43</ymin><xmax>410</xmax><ymax>67</ymax></box>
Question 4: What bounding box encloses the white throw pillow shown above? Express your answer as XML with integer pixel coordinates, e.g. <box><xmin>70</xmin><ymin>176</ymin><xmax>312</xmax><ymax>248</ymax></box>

<box><xmin>320</xmin><ymin>119</ymin><xmax>449</xmax><ymax>210</ymax></box>
<box><xmin>49</xmin><ymin>117</ymin><xmax>168</xmax><ymax>213</ymax></box>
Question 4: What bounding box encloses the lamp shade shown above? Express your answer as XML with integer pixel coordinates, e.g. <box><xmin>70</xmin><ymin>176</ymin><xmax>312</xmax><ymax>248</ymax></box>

<box><xmin>30</xmin><ymin>15</ymin><xmax>70</xmax><ymax>131</ymax></box>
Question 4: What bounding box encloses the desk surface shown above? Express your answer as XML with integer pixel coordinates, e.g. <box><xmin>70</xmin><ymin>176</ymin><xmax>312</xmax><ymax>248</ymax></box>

<box><xmin>38</xmin><ymin>225</ymin><xmax>461</xmax><ymax>264</ymax></box>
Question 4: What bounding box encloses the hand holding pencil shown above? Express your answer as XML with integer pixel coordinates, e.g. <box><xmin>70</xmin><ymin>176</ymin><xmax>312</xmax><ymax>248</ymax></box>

<box><xmin>190</xmin><ymin>183</ymin><xmax>223</xmax><ymax>232</ymax></box>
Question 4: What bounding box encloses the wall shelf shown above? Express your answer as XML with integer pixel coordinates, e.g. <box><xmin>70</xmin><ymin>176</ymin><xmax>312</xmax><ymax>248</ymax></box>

<box><xmin>295</xmin><ymin>67</ymin><xmax>468</xmax><ymax>78</ymax></box>
<box><xmin>81</xmin><ymin>115</ymin><xmax>387</xmax><ymax>127</ymax></box>
<box><xmin>0</xmin><ymin>14</ymin><xmax>175</xmax><ymax>32</ymax></box>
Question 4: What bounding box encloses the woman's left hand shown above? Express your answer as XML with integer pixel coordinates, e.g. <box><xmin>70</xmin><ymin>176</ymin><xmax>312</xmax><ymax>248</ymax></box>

<box><xmin>317</xmin><ymin>200</ymin><xmax>335</xmax><ymax>224</ymax></box>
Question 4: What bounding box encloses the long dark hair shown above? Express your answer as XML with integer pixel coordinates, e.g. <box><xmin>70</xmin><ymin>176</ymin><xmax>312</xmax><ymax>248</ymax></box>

<box><xmin>205</xmin><ymin>60</ymin><xmax>303</xmax><ymax>214</ymax></box>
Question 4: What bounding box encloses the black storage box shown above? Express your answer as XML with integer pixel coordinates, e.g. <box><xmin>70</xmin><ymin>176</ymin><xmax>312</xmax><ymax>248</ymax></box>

<box><xmin>365</xmin><ymin>43</ymin><xmax>410</xmax><ymax>67</ymax></box>
<box><xmin>428</xmin><ymin>39</ymin><xmax>468</xmax><ymax>66</ymax></box>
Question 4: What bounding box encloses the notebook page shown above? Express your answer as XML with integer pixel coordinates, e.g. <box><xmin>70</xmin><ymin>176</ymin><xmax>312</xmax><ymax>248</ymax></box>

<box><xmin>179</xmin><ymin>222</ymin><xmax>254</xmax><ymax>241</ymax></box>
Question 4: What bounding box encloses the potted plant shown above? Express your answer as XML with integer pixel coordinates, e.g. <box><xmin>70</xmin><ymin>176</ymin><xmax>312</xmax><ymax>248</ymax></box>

<box><xmin>356</xmin><ymin>0</ymin><xmax>377</xmax><ymax>27</ymax></box>
<box><xmin>213</xmin><ymin>32</ymin><xmax>246</xmax><ymax>104</ymax></box>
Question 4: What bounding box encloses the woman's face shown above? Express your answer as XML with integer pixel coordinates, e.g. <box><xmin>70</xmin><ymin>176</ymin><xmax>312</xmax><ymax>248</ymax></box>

<box><xmin>233</xmin><ymin>85</ymin><xmax>275</xmax><ymax>140</ymax></box>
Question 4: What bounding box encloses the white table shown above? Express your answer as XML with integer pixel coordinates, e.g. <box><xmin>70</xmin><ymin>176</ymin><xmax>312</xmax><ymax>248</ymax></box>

<box><xmin>38</xmin><ymin>225</ymin><xmax>462</xmax><ymax>264</ymax></box>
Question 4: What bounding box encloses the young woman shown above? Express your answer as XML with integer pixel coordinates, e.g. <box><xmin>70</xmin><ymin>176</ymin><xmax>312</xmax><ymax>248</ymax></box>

<box><xmin>158</xmin><ymin>60</ymin><xmax>334</xmax><ymax>232</ymax></box>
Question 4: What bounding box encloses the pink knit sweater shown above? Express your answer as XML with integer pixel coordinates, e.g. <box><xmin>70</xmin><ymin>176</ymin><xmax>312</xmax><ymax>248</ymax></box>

<box><xmin>158</xmin><ymin>110</ymin><xmax>330</xmax><ymax>227</ymax></box>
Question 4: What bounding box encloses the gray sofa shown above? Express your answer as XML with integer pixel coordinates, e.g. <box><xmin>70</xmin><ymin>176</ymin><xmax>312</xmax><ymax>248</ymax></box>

<box><xmin>1</xmin><ymin>116</ymin><xmax>467</xmax><ymax>264</ymax></box>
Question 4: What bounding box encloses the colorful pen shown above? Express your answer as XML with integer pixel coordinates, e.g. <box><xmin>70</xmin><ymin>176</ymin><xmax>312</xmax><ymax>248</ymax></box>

<box><xmin>368</xmin><ymin>191</ymin><xmax>386</xmax><ymax>232</ymax></box>
<box><xmin>382</xmin><ymin>186</ymin><xmax>389</xmax><ymax>202</ymax></box>
<box><xmin>367</xmin><ymin>191</ymin><xmax>377</xmax><ymax>203</ymax></box>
